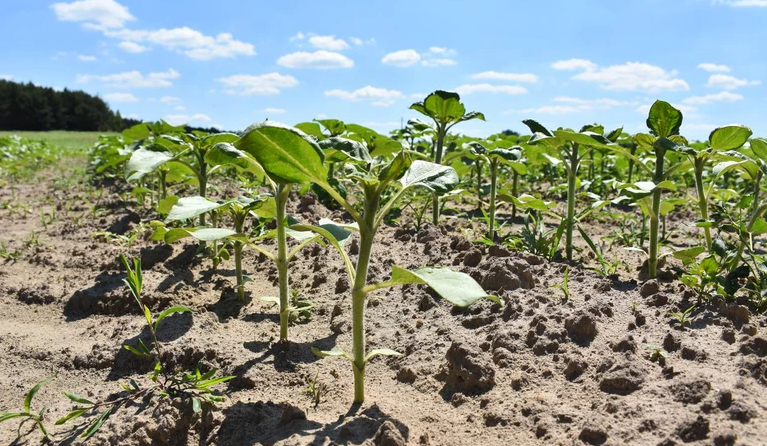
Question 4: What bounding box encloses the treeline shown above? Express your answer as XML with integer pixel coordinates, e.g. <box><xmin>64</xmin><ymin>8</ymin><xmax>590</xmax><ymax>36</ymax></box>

<box><xmin>0</xmin><ymin>80</ymin><xmax>140</xmax><ymax>132</ymax></box>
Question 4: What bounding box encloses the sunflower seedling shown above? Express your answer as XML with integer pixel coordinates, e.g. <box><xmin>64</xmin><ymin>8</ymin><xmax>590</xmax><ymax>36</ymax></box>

<box><xmin>0</xmin><ymin>375</ymin><xmax>55</xmax><ymax>441</ymax></box>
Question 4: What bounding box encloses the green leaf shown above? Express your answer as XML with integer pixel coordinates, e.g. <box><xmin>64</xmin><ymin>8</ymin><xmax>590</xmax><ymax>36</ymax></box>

<box><xmin>750</xmin><ymin>138</ymin><xmax>767</xmax><ymax>163</ymax></box>
<box><xmin>673</xmin><ymin>246</ymin><xmax>706</xmax><ymax>264</ymax></box>
<box><xmin>399</xmin><ymin>160</ymin><xmax>459</xmax><ymax>195</ymax></box>
<box><xmin>646</xmin><ymin>100</ymin><xmax>683</xmax><ymax>138</ymax></box>
<box><xmin>0</xmin><ymin>412</ymin><xmax>24</xmax><ymax>423</ymax></box>
<box><xmin>204</xmin><ymin>142</ymin><xmax>265</xmax><ymax>177</ymax></box>
<box><xmin>319</xmin><ymin>136</ymin><xmax>372</xmax><ymax>163</ymax></box>
<box><xmin>294</xmin><ymin>122</ymin><xmax>325</xmax><ymax>139</ymax></box>
<box><xmin>701</xmin><ymin>256</ymin><xmax>719</xmax><ymax>276</ymax></box>
<box><xmin>157</xmin><ymin>195</ymin><xmax>179</xmax><ymax>215</ymax></box>
<box><xmin>311</xmin><ymin>346</ymin><xmax>353</xmax><ymax>361</ymax></box>
<box><xmin>553</xmin><ymin>130</ymin><xmax>611</xmax><ymax>148</ymax></box>
<box><xmin>125</xmin><ymin>147</ymin><xmax>174</xmax><ymax>181</ymax></box>
<box><xmin>378</xmin><ymin>150</ymin><xmax>412</xmax><ymax>184</ymax></box>
<box><xmin>164</xmin><ymin>227</ymin><xmax>237</xmax><ymax>243</ymax></box>
<box><xmin>314</xmin><ymin>118</ymin><xmax>346</xmax><ymax>136</ymax></box>
<box><xmin>81</xmin><ymin>407</ymin><xmax>112</xmax><ymax>439</ymax></box>
<box><xmin>364</xmin><ymin>349</ymin><xmax>404</xmax><ymax>363</ymax></box>
<box><xmin>709</xmin><ymin>125</ymin><xmax>752</xmax><ymax>151</ymax></box>
<box><xmin>751</xmin><ymin>218</ymin><xmax>767</xmax><ymax>236</ymax></box>
<box><xmin>260</xmin><ymin>296</ymin><xmax>280</xmax><ymax>306</ymax></box>
<box><xmin>415</xmin><ymin>90</ymin><xmax>465</xmax><ymax>123</ymax></box>
<box><xmin>235</xmin><ymin>121</ymin><xmax>328</xmax><ymax>185</ymax></box>
<box><xmin>63</xmin><ymin>392</ymin><xmax>94</xmax><ymax>405</ymax></box>
<box><xmin>24</xmin><ymin>376</ymin><xmax>55</xmax><ymax>412</ymax></box>
<box><xmin>521</xmin><ymin>119</ymin><xmax>553</xmax><ymax>137</ymax></box>
<box><xmin>154</xmin><ymin>305</ymin><xmax>193</xmax><ymax>329</ymax></box>
<box><xmin>192</xmin><ymin>397</ymin><xmax>202</xmax><ymax>414</ymax></box>
<box><xmin>166</xmin><ymin>196</ymin><xmax>224</xmax><ymax>222</ymax></box>
<box><xmin>201</xmin><ymin>132</ymin><xmax>239</xmax><ymax>148</ymax></box>
<box><xmin>55</xmin><ymin>408</ymin><xmax>88</xmax><ymax>425</ymax></box>
<box><xmin>389</xmin><ymin>266</ymin><xmax>501</xmax><ymax>307</ymax></box>
<box><xmin>498</xmin><ymin>193</ymin><xmax>553</xmax><ymax>212</ymax></box>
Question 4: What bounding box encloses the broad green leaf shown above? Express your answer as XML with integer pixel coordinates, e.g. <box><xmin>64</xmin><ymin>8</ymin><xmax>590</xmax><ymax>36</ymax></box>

<box><xmin>646</xmin><ymin>100</ymin><xmax>682</xmax><ymax>138</ymax></box>
<box><xmin>122</xmin><ymin>123</ymin><xmax>151</xmax><ymax>142</ymax></box>
<box><xmin>235</xmin><ymin>121</ymin><xmax>328</xmax><ymax>185</ymax></box>
<box><xmin>709</xmin><ymin>125</ymin><xmax>752</xmax><ymax>151</ymax></box>
<box><xmin>319</xmin><ymin>136</ymin><xmax>372</xmax><ymax>163</ymax></box>
<box><xmin>294</xmin><ymin>122</ymin><xmax>325</xmax><ymax>139</ymax></box>
<box><xmin>399</xmin><ymin>160</ymin><xmax>458</xmax><ymax>195</ymax></box>
<box><xmin>204</xmin><ymin>142</ymin><xmax>265</xmax><ymax>177</ymax></box>
<box><xmin>389</xmin><ymin>265</ymin><xmax>501</xmax><ymax>307</ymax></box>
<box><xmin>751</xmin><ymin>218</ymin><xmax>767</xmax><ymax>236</ymax></box>
<box><xmin>378</xmin><ymin>150</ymin><xmax>412</xmax><ymax>184</ymax></box>
<box><xmin>521</xmin><ymin>119</ymin><xmax>553</xmax><ymax>137</ymax></box>
<box><xmin>673</xmin><ymin>246</ymin><xmax>706</xmax><ymax>264</ymax></box>
<box><xmin>750</xmin><ymin>138</ymin><xmax>767</xmax><ymax>163</ymax></box>
<box><xmin>154</xmin><ymin>305</ymin><xmax>193</xmax><ymax>329</ymax></box>
<box><xmin>498</xmin><ymin>193</ymin><xmax>554</xmax><ymax>212</ymax></box>
<box><xmin>157</xmin><ymin>195</ymin><xmax>179</xmax><ymax>215</ymax></box>
<box><xmin>125</xmin><ymin>147</ymin><xmax>174</xmax><ymax>181</ymax></box>
<box><xmin>364</xmin><ymin>349</ymin><xmax>404</xmax><ymax>363</ymax></box>
<box><xmin>24</xmin><ymin>376</ymin><xmax>55</xmax><ymax>412</ymax></box>
<box><xmin>701</xmin><ymin>256</ymin><xmax>719</xmax><ymax>276</ymax></box>
<box><xmin>459</xmin><ymin>111</ymin><xmax>486</xmax><ymax>123</ymax></box>
<box><xmin>419</xmin><ymin>90</ymin><xmax>466</xmax><ymax>123</ymax></box>
<box><xmin>260</xmin><ymin>296</ymin><xmax>280</xmax><ymax>306</ymax></box>
<box><xmin>311</xmin><ymin>346</ymin><xmax>352</xmax><ymax>361</ymax></box>
<box><xmin>314</xmin><ymin>119</ymin><xmax>346</xmax><ymax>136</ymax></box>
<box><xmin>166</xmin><ymin>196</ymin><xmax>224</xmax><ymax>222</ymax></box>
<box><xmin>201</xmin><ymin>132</ymin><xmax>238</xmax><ymax>148</ymax></box>
<box><xmin>553</xmin><ymin>130</ymin><xmax>611</xmax><ymax>148</ymax></box>
<box><xmin>164</xmin><ymin>228</ymin><xmax>237</xmax><ymax>243</ymax></box>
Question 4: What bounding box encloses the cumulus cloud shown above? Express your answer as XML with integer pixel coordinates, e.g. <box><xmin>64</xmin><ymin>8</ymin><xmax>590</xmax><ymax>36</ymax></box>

<box><xmin>307</xmin><ymin>35</ymin><xmax>349</xmax><ymax>51</ymax></box>
<box><xmin>77</xmin><ymin>55</ymin><xmax>97</xmax><ymax>61</ymax></box>
<box><xmin>118</xmin><ymin>41</ymin><xmax>149</xmax><ymax>53</ymax></box>
<box><xmin>716</xmin><ymin>0</ymin><xmax>767</xmax><ymax>6</ymax></box>
<box><xmin>682</xmin><ymin>91</ymin><xmax>744</xmax><ymax>104</ymax></box>
<box><xmin>454</xmin><ymin>84</ymin><xmax>527</xmax><ymax>95</ymax></box>
<box><xmin>349</xmin><ymin>37</ymin><xmax>375</xmax><ymax>46</ymax></box>
<box><xmin>51</xmin><ymin>0</ymin><xmax>134</xmax><ymax>30</ymax></box>
<box><xmin>277</xmin><ymin>51</ymin><xmax>354</xmax><ymax>69</ymax></box>
<box><xmin>697</xmin><ymin>63</ymin><xmax>730</xmax><ymax>72</ymax></box>
<box><xmin>77</xmin><ymin>68</ymin><xmax>179</xmax><ymax>88</ymax></box>
<box><xmin>217</xmin><ymin>73</ymin><xmax>299</xmax><ymax>95</ymax></box>
<box><xmin>324</xmin><ymin>86</ymin><xmax>404</xmax><ymax>106</ymax></box>
<box><xmin>470</xmin><ymin>71</ymin><xmax>538</xmax><ymax>83</ymax></box>
<box><xmin>553</xmin><ymin>59</ymin><xmax>689</xmax><ymax>92</ymax></box>
<box><xmin>381</xmin><ymin>49</ymin><xmax>421</xmax><ymax>67</ymax></box>
<box><xmin>53</xmin><ymin>0</ymin><xmax>255</xmax><ymax>60</ymax></box>
<box><xmin>103</xmin><ymin>92</ymin><xmax>137</xmax><ymax>102</ymax></box>
<box><xmin>706</xmin><ymin>74</ymin><xmax>761</xmax><ymax>90</ymax></box>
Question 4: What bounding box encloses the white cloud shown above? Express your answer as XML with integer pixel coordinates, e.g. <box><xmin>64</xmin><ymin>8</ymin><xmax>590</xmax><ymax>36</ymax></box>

<box><xmin>428</xmin><ymin>46</ymin><xmax>456</xmax><ymax>56</ymax></box>
<box><xmin>553</xmin><ymin>96</ymin><xmax>634</xmax><ymax>107</ymax></box>
<box><xmin>409</xmin><ymin>93</ymin><xmax>426</xmax><ymax>99</ymax></box>
<box><xmin>307</xmin><ymin>35</ymin><xmax>349</xmax><ymax>51</ymax></box>
<box><xmin>381</xmin><ymin>49</ymin><xmax>421</xmax><ymax>67</ymax></box>
<box><xmin>103</xmin><ymin>92</ymin><xmax>138</xmax><ymax>102</ymax></box>
<box><xmin>118</xmin><ymin>41</ymin><xmax>149</xmax><ymax>53</ymax></box>
<box><xmin>289</xmin><ymin>32</ymin><xmax>305</xmax><ymax>42</ymax></box>
<box><xmin>350</xmin><ymin>37</ymin><xmax>375</xmax><ymax>46</ymax></box>
<box><xmin>56</xmin><ymin>0</ymin><xmax>256</xmax><ymax>61</ymax></box>
<box><xmin>0</xmin><ymin>74</ymin><xmax>12</xmax><ymax>81</ymax></box>
<box><xmin>165</xmin><ymin>113</ymin><xmax>212</xmax><ymax>125</ymax></box>
<box><xmin>51</xmin><ymin>0</ymin><xmax>134</xmax><ymax>30</ymax></box>
<box><xmin>217</xmin><ymin>73</ymin><xmax>299</xmax><ymax>95</ymax></box>
<box><xmin>277</xmin><ymin>51</ymin><xmax>354</xmax><ymax>69</ymax></box>
<box><xmin>508</xmin><ymin>105</ymin><xmax>589</xmax><ymax>115</ymax></box>
<box><xmin>159</xmin><ymin>96</ymin><xmax>181</xmax><ymax>103</ymax></box>
<box><xmin>174</xmin><ymin>105</ymin><xmax>186</xmax><ymax>111</ymax></box>
<box><xmin>470</xmin><ymin>71</ymin><xmax>538</xmax><ymax>83</ymax></box>
<box><xmin>454</xmin><ymin>84</ymin><xmax>528</xmax><ymax>95</ymax></box>
<box><xmin>77</xmin><ymin>68</ymin><xmax>179</xmax><ymax>88</ymax></box>
<box><xmin>422</xmin><ymin>58</ymin><xmax>457</xmax><ymax>67</ymax></box>
<box><xmin>325</xmin><ymin>85</ymin><xmax>404</xmax><ymax>106</ymax></box>
<box><xmin>552</xmin><ymin>58</ymin><xmax>597</xmax><ymax>71</ymax></box>
<box><xmin>683</xmin><ymin>91</ymin><xmax>744</xmax><ymax>104</ymax></box>
<box><xmin>706</xmin><ymin>74</ymin><xmax>761</xmax><ymax>90</ymax></box>
<box><xmin>697</xmin><ymin>63</ymin><xmax>730</xmax><ymax>73</ymax></box>
<box><xmin>716</xmin><ymin>0</ymin><xmax>767</xmax><ymax>6</ymax></box>
<box><xmin>77</xmin><ymin>55</ymin><xmax>97</xmax><ymax>62</ymax></box>
<box><xmin>258</xmin><ymin>108</ymin><xmax>287</xmax><ymax>114</ymax></box>
<box><xmin>554</xmin><ymin>59</ymin><xmax>689</xmax><ymax>92</ymax></box>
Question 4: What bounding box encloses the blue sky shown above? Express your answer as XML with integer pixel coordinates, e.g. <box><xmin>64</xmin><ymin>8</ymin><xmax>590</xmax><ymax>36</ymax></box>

<box><xmin>1</xmin><ymin>0</ymin><xmax>765</xmax><ymax>139</ymax></box>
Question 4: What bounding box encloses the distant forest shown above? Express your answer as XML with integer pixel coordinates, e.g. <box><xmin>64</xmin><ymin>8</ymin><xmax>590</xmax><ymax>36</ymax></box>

<box><xmin>0</xmin><ymin>80</ymin><xmax>220</xmax><ymax>133</ymax></box>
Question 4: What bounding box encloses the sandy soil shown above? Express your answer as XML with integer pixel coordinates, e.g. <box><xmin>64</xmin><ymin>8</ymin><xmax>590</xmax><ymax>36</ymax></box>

<box><xmin>1</xmin><ymin>166</ymin><xmax>766</xmax><ymax>446</ymax></box>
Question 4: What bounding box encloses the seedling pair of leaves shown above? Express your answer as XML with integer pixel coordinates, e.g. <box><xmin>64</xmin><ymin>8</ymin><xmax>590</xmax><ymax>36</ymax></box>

<box><xmin>234</xmin><ymin>121</ymin><xmax>499</xmax><ymax>403</ymax></box>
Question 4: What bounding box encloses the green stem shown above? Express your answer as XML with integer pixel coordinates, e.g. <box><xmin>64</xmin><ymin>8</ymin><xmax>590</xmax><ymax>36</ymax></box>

<box><xmin>198</xmin><ymin>161</ymin><xmax>208</xmax><ymax>228</ymax></box>
<box><xmin>693</xmin><ymin>160</ymin><xmax>712</xmax><ymax>251</ymax></box>
<box><xmin>648</xmin><ymin>148</ymin><xmax>665</xmax><ymax>279</ymax></box>
<box><xmin>476</xmin><ymin>161</ymin><xmax>482</xmax><ymax>209</ymax></box>
<box><xmin>432</xmin><ymin>127</ymin><xmax>445</xmax><ymax>226</ymax></box>
<box><xmin>351</xmin><ymin>189</ymin><xmax>380</xmax><ymax>403</ymax></box>
<box><xmin>276</xmin><ymin>184</ymin><xmax>291</xmax><ymax>341</ymax></box>
<box><xmin>511</xmin><ymin>170</ymin><xmax>518</xmax><ymax>220</ymax></box>
<box><xmin>234</xmin><ymin>213</ymin><xmax>245</xmax><ymax>302</ymax></box>
<box><xmin>488</xmin><ymin>161</ymin><xmax>498</xmax><ymax>240</ymax></box>
<box><xmin>565</xmin><ymin>145</ymin><xmax>579</xmax><ymax>261</ymax></box>
<box><xmin>159</xmin><ymin>170</ymin><xmax>167</xmax><ymax>200</ymax></box>
<box><xmin>628</xmin><ymin>146</ymin><xmax>636</xmax><ymax>183</ymax></box>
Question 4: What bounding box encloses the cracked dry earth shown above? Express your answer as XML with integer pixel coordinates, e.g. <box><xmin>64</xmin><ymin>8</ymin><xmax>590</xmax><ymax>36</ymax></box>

<box><xmin>1</xmin><ymin>173</ymin><xmax>766</xmax><ymax>446</ymax></box>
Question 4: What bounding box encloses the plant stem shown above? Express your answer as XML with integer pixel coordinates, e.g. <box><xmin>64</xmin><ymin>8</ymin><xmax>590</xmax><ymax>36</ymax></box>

<box><xmin>158</xmin><ymin>170</ymin><xmax>167</xmax><ymax>200</ymax></box>
<box><xmin>276</xmin><ymin>184</ymin><xmax>291</xmax><ymax>341</ymax></box>
<box><xmin>511</xmin><ymin>170</ymin><xmax>519</xmax><ymax>220</ymax></box>
<box><xmin>628</xmin><ymin>145</ymin><xmax>636</xmax><ymax>183</ymax></box>
<box><xmin>351</xmin><ymin>189</ymin><xmax>379</xmax><ymax>403</ymax></box>
<box><xmin>488</xmin><ymin>161</ymin><xmax>498</xmax><ymax>240</ymax></box>
<box><xmin>693</xmin><ymin>159</ymin><xmax>712</xmax><ymax>251</ymax></box>
<box><xmin>234</xmin><ymin>213</ymin><xmax>245</xmax><ymax>302</ymax></box>
<box><xmin>565</xmin><ymin>145</ymin><xmax>579</xmax><ymax>261</ymax></box>
<box><xmin>476</xmin><ymin>161</ymin><xmax>482</xmax><ymax>210</ymax></box>
<box><xmin>648</xmin><ymin>147</ymin><xmax>665</xmax><ymax>279</ymax></box>
<box><xmin>432</xmin><ymin>127</ymin><xmax>445</xmax><ymax>225</ymax></box>
<box><xmin>198</xmin><ymin>161</ymin><xmax>207</xmax><ymax>228</ymax></box>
